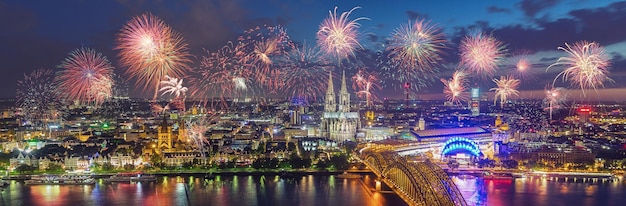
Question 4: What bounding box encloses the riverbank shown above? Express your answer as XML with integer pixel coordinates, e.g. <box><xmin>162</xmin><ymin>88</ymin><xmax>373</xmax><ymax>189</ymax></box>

<box><xmin>4</xmin><ymin>169</ymin><xmax>374</xmax><ymax>179</ymax></box>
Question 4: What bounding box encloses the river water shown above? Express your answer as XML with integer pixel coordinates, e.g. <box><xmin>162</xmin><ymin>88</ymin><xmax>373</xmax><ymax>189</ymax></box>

<box><xmin>0</xmin><ymin>174</ymin><xmax>624</xmax><ymax>206</ymax></box>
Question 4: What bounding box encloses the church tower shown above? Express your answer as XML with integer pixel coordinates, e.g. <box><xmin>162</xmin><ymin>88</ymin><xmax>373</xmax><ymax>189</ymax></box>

<box><xmin>324</xmin><ymin>71</ymin><xmax>336</xmax><ymax>113</ymax></box>
<box><xmin>338</xmin><ymin>70</ymin><xmax>350</xmax><ymax>113</ymax></box>
<box><xmin>157</xmin><ymin>115</ymin><xmax>172</xmax><ymax>152</ymax></box>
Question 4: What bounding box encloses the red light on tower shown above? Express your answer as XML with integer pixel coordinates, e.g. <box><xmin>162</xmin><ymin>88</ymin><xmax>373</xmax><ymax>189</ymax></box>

<box><xmin>579</xmin><ymin>108</ymin><xmax>591</xmax><ymax>113</ymax></box>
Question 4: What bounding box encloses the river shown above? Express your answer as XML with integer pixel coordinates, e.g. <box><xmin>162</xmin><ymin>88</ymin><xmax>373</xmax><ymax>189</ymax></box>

<box><xmin>1</xmin><ymin>174</ymin><xmax>625</xmax><ymax>206</ymax></box>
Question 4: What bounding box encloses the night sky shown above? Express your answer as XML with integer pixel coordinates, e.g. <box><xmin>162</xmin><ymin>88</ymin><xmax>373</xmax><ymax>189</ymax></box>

<box><xmin>2</xmin><ymin>0</ymin><xmax>626</xmax><ymax>100</ymax></box>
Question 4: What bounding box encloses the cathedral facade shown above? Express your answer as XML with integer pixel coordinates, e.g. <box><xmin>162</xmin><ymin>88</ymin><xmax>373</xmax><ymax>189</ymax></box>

<box><xmin>320</xmin><ymin>71</ymin><xmax>360</xmax><ymax>142</ymax></box>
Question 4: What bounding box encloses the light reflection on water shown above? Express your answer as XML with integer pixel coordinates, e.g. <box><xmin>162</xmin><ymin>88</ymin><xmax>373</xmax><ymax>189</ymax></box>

<box><xmin>0</xmin><ymin>175</ymin><xmax>405</xmax><ymax>206</ymax></box>
<box><xmin>453</xmin><ymin>176</ymin><xmax>626</xmax><ymax>206</ymax></box>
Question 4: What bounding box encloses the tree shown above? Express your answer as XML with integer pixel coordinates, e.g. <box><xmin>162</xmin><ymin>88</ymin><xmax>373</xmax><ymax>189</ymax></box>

<box><xmin>46</xmin><ymin>163</ymin><xmax>63</xmax><ymax>173</ymax></box>
<box><xmin>123</xmin><ymin>164</ymin><xmax>135</xmax><ymax>171</ymax></box>
<box><xmin>287</xmin><ymin>142</ymin><xmax>296</xmax><ymax>151</ymax></box>
<box><xmin>14</xmin><ymin>164</ymin><xmax>36</xmax><ymax>174</ymax></box>
<box><xmin>150</xmin><ymin>154</ymin><xmax>163</xmax><ymax>167</ymax></box>
<box><xmin>316</xmin><ymin>160</ymin><xmax>328</xmax><ymax>169</ymax></box>
<box><xmin>102</xmin><ymin>162</ymin><xmax>115</xmax><ymax>171</ymax></box>
<box><xmin>329</xmin><ymin>154</ymin><xmax>349</xmax><ymax>170</ymax></box>
<box><xmin>502</xmin><ymin>160</ymin><xmax>519</xmax><ymax>169</ymax></box>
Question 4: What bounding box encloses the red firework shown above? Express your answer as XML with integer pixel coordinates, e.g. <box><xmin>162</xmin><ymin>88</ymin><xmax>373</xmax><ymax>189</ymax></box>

<box><xmin>56</xmin><ymin>47</ymin><xmax>114</xmax><ymax>106</ymax></box>
<box><xmin>116</xmin><ymin>13</ymin><xmax>191</xmax><ymax>99</ymax></box>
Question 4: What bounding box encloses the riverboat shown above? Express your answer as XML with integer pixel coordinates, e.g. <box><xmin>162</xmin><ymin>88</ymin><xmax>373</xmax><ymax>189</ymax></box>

<box><xmin>104</xmin><ymin>172</ymin><xmax>157</xmax><ymax>183</ymax></box>
<box><xmin>25</xmin><ymin>175</ymin><xmax>95</xmax><ymax>185</ymax></box>
<box><xmin>482</xmin><ymin>172</ymin><xmax>514</xmax><ymax>180</ymax></box>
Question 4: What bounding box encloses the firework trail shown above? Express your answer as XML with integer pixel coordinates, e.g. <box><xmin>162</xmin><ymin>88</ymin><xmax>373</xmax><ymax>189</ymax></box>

<box><xmin>239</xmin><ymin>25</ymin><xmax>294</xmax><ymax>91</ymax></box>
<box><xmin>279</xmin><ymin>43</ymin><xmax>332</xmax><ymax>103</ymax></box>
<box><xmin>544</xmin><ymin>86</ymin><xmax>566</xmax><ymax>120</ymax></box>
<box><xmin>490</xmin><ymin>76</ymin><xmax>520</xmax><ymax>108</ymax></box>
<box><xmin>378</xmin><ymin>55</ymin><xmax>439</xmax><ymax>93</ymax></box>
<box><xmin>56</xmin><ymin>47</ymin><xmax>114</xmax><ymax>106</ymax></box>
<box><xmin>317</xmin><ymin>7</ymin><xmax>368</xmax><ymax>63</ymax></box>
<box><xmin>116</xmin><ymin>13</ymin><xmax>191</xmax><ymax>99</ymax></box>
<box><xmin>459</xmin><ymin>32</ymin><xmax>507</xmax><ymax>78</ymax></box>
<box><xmin>387</xmin><ymin>19</ymin><xmax>447</xmax><ymax>73</ymax></box>
<box><xmin>151</xmin><ymin>102</ymin><xmax>170</xmax><ymax>117</ymax></box>
<box><xmin>185</xmin><ymin>115</ymin><xmax>219</xmax><ymax>159</ymax></box>
<box><xmin>189</xmin><ymin>42</ymin><xmax>252</xmax><ymax>109</ymax></box>
<box><xmin>352</xmin><ymin>69</ymin><xmax>380</xmax><ymax>106</ymax></box>
<box><xmin>547</xmin><ymin>41</ymin><xmax>612</xmax><ymax>96</ymax></box>
<box><xmin>441</xmin><ymin>70</ymin><xmax>469</xmax><ymax>105</ymax></box>
<box><xmin>16</xmin><ymin>69</ymin><xmax>59</xmax><ymax>126</ymax></box>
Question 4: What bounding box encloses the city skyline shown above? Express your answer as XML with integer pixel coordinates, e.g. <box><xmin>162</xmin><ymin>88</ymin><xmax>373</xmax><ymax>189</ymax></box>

<box><xmin>2</xmin><ymin>0</ymin><xmax>626</xmax><ymax>102</ymax></box>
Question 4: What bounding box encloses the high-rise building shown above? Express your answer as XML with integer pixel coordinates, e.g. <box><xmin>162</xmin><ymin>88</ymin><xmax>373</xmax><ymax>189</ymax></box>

<box><xmin>320</xmin><ymin>71</ymin><xmax>360</xmax><ymax>142</ymax></box>
<box><xmin>470</xmin><ymin>87</ymin><xmax>480</xmax><ymax>116</ymax></box>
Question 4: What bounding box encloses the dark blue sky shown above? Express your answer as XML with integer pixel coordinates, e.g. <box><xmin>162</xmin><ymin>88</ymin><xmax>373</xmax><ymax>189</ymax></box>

<box><xmin>2</xmin><ymin>0</ymin><xmax>626</xmax><ymax>100</ymax></box>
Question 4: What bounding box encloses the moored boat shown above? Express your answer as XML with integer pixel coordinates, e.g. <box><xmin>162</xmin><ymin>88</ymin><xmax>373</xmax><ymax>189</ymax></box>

<box><xmin>104</xmin><ymin>172</ymin><xmax>157</xmax><ymax>183</ymax></box>
<box><xmin>25</xmin><ymin>175</ymin><xmax>95</xmax><ymax>185</ymax></box>
<box><xmin>482</xmin><ymin>172</ymin><xmax>514</xmax><ymax>180</ymax></box>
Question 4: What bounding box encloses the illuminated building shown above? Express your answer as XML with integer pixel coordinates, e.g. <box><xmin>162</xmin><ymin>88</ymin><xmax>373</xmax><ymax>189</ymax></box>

<box><xmin>470</xmin><ymin>87</ymin><xmax>480</xmax><ymax>116</ymax></box>
<box><xmin>320</xmin><ymin>71</ymin><xmax>360</xmax><ymax>142</ymax></box>
<box><xmin>156</xmin><ymin>115</ymin><xmax>173</xmax><ymax>152</ymax></box>
<box><xmin>394</xmin><ymin>127</ymin><xmax>493</xmax><ymax>158</ymax></box>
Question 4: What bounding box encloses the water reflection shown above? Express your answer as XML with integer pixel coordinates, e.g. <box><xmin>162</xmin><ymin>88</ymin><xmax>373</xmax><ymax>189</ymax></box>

<box><xmin>452</xmin><ymin>175</ymin><xmax>626</xmax><ymax>206</ymax></box>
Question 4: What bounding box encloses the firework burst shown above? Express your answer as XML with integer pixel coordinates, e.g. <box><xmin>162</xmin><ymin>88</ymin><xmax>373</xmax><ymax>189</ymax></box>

<box><xmin>159</xmin><ymin>75</ymin><xmax>188</xmax><ymax>98</ymax></box>
<box><xmin>441</xmin><ymin>70</ymin><xmax>469</xmax><ymax>105</ymax></box>
<box><xmin>547</xmin><ymin>41</ymin><xmax>612</xmax><ymax>96</ymax></box>
<box><xmin>56</xmin><ymin>47</ymin><xmax>114</xmax><ymax>106</ymax></box>
<box><xmin>189</xmin><ymin>42</ymin><xmax>252</xmax><ymax>108</ymax></box>
<box><xmin>317</xmin><ymin>7</ymin><xmax>368</xmax><ymax>62</ymax></box>
<box><xmin>459</xmin><ymin>32</ymin><xmax>507</xmax><ymax>78</ymax></box>
<box><xmin>16</xmin><ymin>69</ymin><xmax>59</xmax><ymax>125</ymax></box>
<box><xmin>490</xmin><ymin>76</ymin><xmax>520</xmax><ymax>108</ymax></box>
<box><xmin>352</xmin><ymin>69</ymin><xmax>380</xmax><ymax>106</ymax></box>
<box><xmin>279</xmin><ymin>43</ymin><xmax>332</xmax><ymax>102</ymax></box>
<box><xmin>116</xmin><ymin>13</ymin><xmax>191</xmax><ymax>99</ymax></box>
<box><xmin>544</xmin><ymin>87</ymin><xmax>566</xmax><ymax>120</ymax></box>
<box><xmin>387</xmin><ymin>19</ymin><xmax>447</xmax><ymax>73</ymax></box>
<box><xmin>185</xmin><ymin>115</ymin><xmax>219</xmax><ymax>158</ymax></box>
<box><xmin>240</xmin><ymin>25</ymin><xmax>294</xmax><ymax>91</ymax></box>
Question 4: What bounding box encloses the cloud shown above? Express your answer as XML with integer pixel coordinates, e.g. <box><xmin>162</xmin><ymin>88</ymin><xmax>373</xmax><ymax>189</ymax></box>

<box><xmin>486</xmin><ymin>6</ymin><xmax>511</xmax><ymax>14</ymax></box>
<box><xmin>405</xmin><ymin>10</ymin><xmax>429</xmax><ymax>20</ymax></box>
<box><xmin>517</xmin><ymin>0</ymin><xmax>561</xmax><ymax>17</ymax></box>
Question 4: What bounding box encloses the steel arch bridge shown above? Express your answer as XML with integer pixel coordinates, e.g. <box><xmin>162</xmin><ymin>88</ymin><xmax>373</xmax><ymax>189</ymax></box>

<box><xmin>361</xmin><ymin>150</ymin><xmax>467</xmax><ymax>206</ymax></box>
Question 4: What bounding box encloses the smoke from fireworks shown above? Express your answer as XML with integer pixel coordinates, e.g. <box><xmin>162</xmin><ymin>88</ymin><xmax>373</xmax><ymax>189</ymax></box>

<box><xmin>441</xmin><ymin>71</ymin><xmax>468</xmax><ymax>105</ymax></box>
<box><xmin>116</xmin><ymin>13</ymin><xmax>191</xmax><ymax>99</ymax></box>
<box><xmin>16</xmin><ymin>69</ymin><xmax>59</xmax><ymax>125</ymax></box>
<box><xmin>547</xmin><ymin>41</ymin><xmax>612</xmax><ymax>96</ymax></box>
<box><xmin>387</xmin><ymin>19</ymin><xmax>447</xmax><ymax>73</ymax></box>
<box><xmin>352</xmin><ymin>70</ymin><xmax>380</xmax><ymax>106</ymax></box>
<box><xmin>280</xmin><ymin>43</ymin><xmax>331</xmax><ymax>102</ymax></box>
<box><xmin>459</xmin><ymin>32</ymin><xmax>507</xmax><ymax>78</ymax></box>
<box><xmin>317</xmin><ymin>7</ymin><xmax>368</xmax><ymax>62</ymax></box>
<box><xmin>490</xmin><ymin>76</ymin><xmax>520</xmax><ymax>108</ymax></box>
<box><xmin>56</xmin><ymin>47</ymin><xmax>114</xmax><ymax>106</ymax></box>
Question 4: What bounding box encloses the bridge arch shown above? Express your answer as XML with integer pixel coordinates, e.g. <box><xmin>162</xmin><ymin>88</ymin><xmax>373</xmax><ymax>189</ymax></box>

<box><xmin>360</xmin><ymin>149</ymin><xmax>468</xmax><ymax>206</ymax></box>
<box><xmin>441</xmin><ymin>137</ymin><xmax>482</xmax><ymax>157</ymax></box>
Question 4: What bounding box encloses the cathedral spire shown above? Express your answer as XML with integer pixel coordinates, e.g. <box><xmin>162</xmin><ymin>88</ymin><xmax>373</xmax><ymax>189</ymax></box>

<box><xmin>338</xmin><ymin>70</ymin><xmax>350</xmax><ymax>112</ymax></box>
<box><xmin>324</xmin><ymin>71</ymin><xmax>336</xmax><ymax>112</ymax></box>
<box><xmin>340</xmin><ymin>70</ymin><xmax>348</xmax><ymax>94</ymax></box>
